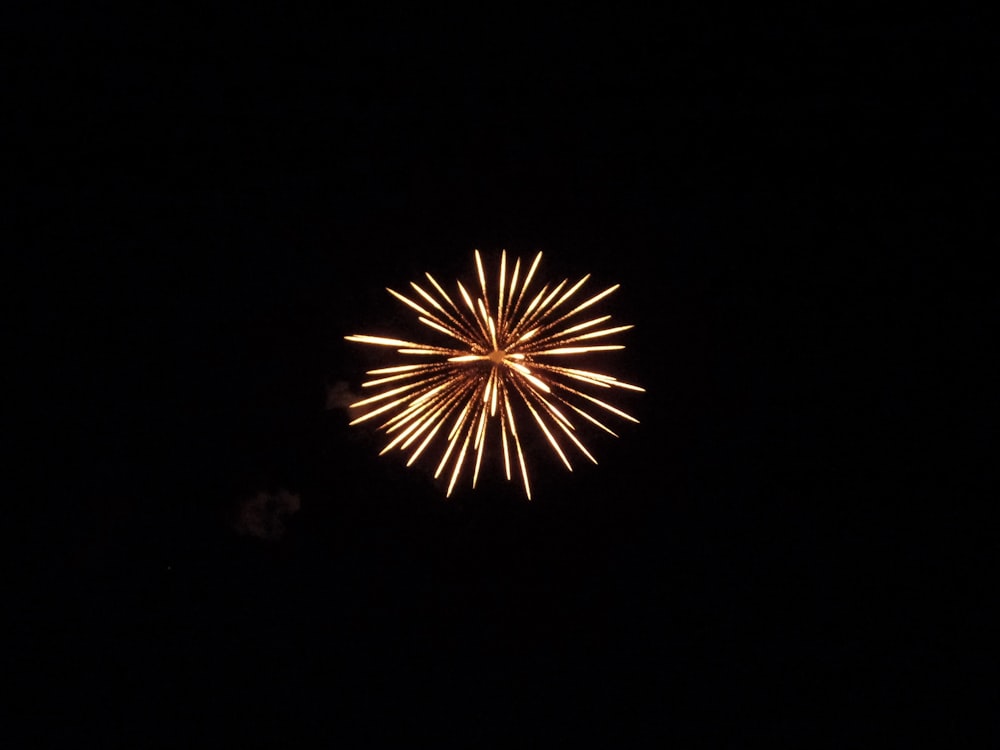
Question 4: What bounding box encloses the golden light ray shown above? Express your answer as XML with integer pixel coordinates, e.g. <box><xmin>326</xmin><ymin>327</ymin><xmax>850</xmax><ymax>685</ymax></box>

<box><xmin>345</xmin><ymin>250</ymin><xmax>644</xmax><ymax>498</ymax></box>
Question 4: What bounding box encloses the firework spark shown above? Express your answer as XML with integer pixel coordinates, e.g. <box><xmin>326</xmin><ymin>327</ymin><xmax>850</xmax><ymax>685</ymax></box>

<box><xmin>345</xmin><ymin>250</ymin><xmax>643</xmax><ymax>499</ymax></box>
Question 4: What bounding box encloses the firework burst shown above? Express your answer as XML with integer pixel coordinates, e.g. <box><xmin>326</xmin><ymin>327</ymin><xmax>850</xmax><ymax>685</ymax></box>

<box><xmin>345</xmin><ymin>250</ymin><xmax>644</xmax><ymax>499</ymax></box>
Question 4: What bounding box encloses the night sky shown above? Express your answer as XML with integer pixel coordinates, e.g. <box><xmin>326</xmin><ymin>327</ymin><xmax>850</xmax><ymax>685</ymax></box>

<box><xmin>16</xmin><ymin>8</ymin><xmax>992</xmax><ymax>745</ymax></box>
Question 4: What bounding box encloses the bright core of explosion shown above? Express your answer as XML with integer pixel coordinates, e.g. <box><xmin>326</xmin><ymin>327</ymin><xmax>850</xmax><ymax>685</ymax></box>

<box><xmin>345</xmin><ymin>249</ymin><xmax>644</xmax><ymax>499</ymax></box>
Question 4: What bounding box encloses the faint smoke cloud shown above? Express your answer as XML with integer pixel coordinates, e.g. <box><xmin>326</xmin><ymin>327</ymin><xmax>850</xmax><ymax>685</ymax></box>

<box><xmin>326</xmin><ymin>380</ymin><xmax>361</xmax><ymax>410</ymax></box>
<box><xmin>231</xmin><ymin>489</ymin><xmax>301</xmax><ymax>541</ymax></box>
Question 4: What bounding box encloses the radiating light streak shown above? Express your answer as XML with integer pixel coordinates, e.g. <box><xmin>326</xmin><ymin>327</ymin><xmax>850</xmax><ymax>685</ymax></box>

<box><xmin>345</xmin><ymin>250</ymin><xmax>643</xmax><ymax>499</ymax></box>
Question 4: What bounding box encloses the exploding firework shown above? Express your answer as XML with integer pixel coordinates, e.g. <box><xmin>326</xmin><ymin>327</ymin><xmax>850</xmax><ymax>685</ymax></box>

<box><xmin>345</xmin><ymin>250</ymin><xmax>643</xmax><ymax>499</ymax></box>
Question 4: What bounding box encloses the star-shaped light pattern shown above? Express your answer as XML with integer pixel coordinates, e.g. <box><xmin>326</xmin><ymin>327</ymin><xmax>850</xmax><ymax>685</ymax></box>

<box><xmin>345</xmin><ymin>250</ymin><xmax>644</xmax><ymax>499</ymax></box>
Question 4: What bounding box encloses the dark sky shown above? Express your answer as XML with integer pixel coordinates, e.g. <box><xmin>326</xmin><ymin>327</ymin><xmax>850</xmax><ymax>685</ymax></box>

<box><xmin>16</xmin><ymin>7</ymin><xmax>992</xmax><ymax>745</ymax></box>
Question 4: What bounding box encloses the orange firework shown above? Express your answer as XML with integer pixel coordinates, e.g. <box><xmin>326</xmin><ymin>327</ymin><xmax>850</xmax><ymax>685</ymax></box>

<box><xmin>345</xmin><ymin>250</ymin><xmax>644</xmax><ymax>499</ymax></box>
